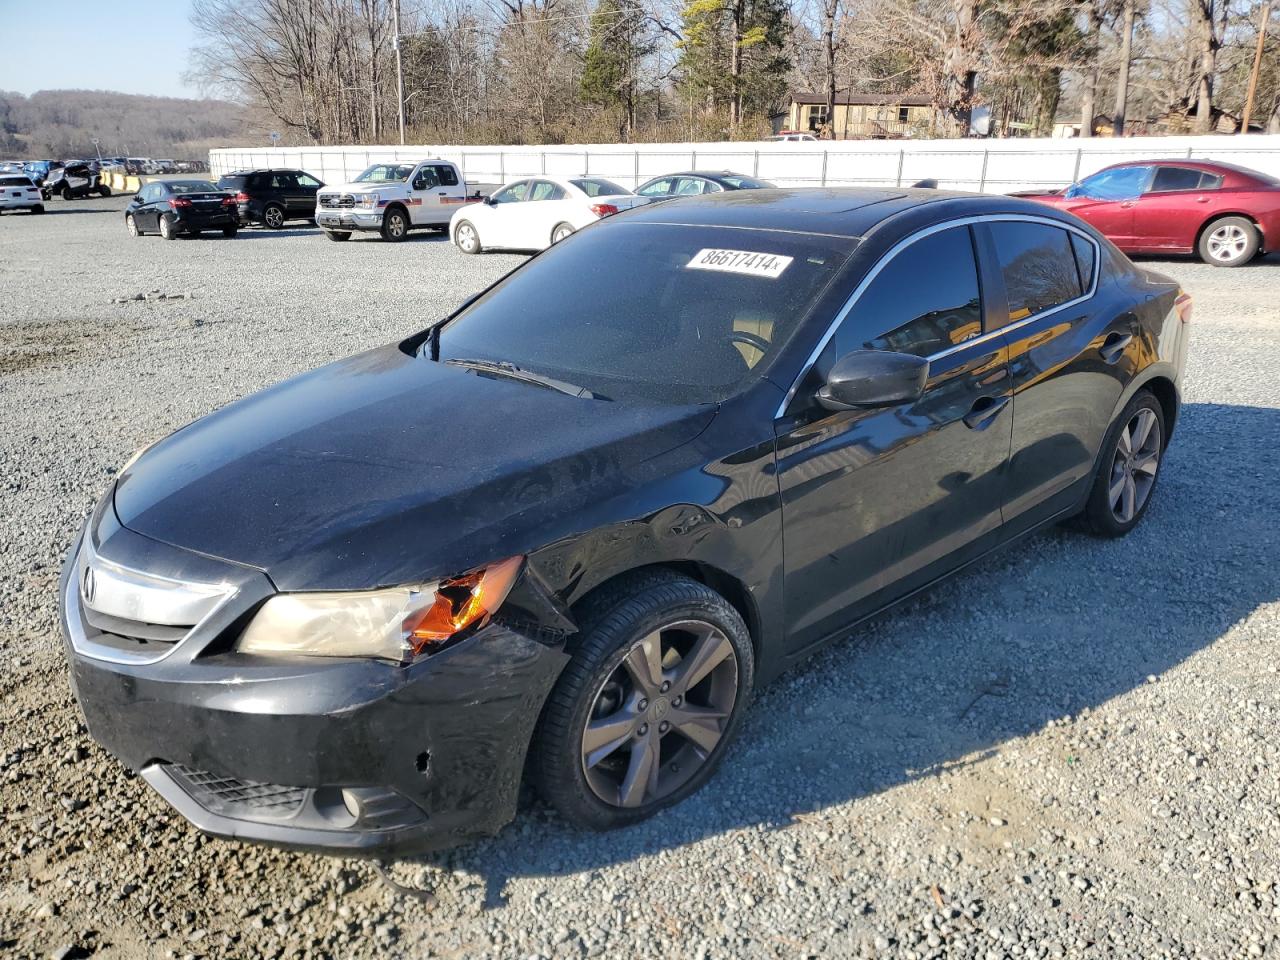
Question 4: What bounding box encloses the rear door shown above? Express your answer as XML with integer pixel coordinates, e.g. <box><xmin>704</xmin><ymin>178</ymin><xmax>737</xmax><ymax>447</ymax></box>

<box><xmin>776</xmin><ymin>223</ymin><xmax>1012</xmax><ymax>653</ymax></box>
<box><xmin>1130</xmin><ymin>166</ymin><xmax>1223</xmax><ymax>250</ymax></box>
<box><xmin>523</xmin><ymin>179</ymin><xmax>570</xmax><ymax>247</ymax></box>
<box><xmin>983</xmin><ymin>217</ymin><xmax>1128</xmax><ymax>535</ymax></box>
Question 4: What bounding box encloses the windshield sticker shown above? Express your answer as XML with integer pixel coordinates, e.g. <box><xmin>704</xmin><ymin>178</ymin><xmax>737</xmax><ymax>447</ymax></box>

<box><xmin>686</xmin><ymin>248</ymin><xmax>794</xmax><ymax>279</ymax></box>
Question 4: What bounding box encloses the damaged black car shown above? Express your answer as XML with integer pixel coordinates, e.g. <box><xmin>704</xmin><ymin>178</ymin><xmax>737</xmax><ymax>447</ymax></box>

<box><xmin>61</xmin><ymin>188</ymin><xmax>1188</xmax><ymax>855</ymax></box>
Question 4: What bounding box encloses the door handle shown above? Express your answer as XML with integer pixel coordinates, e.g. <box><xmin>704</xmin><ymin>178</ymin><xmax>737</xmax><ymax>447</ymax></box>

<box><xmin>963</xmin><ymin>395</ymin><xmax>1010</xmax><ymax>430</ymax></box>
<box><xmin>1195</xmin><ymin>196</ymin><xmax>1210</xmax><ymax>203</ymax></box>
<box><xmin>1100</xmin><ymin>332</ymin><xmax>1133</xmax><ymax>364</ymax></box>
<box><xmin>1120</xmin><ymin>200</ymin><xmax>1137</xmax><ymax>208</ymax></box>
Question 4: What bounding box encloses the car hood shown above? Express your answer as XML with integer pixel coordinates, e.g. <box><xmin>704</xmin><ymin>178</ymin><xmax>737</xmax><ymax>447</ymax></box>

<box><xmin>323</xmin><ymin>182</ymin><xmax>400</xmax><ymax>194</ymax></box>
<box><xmin>113</xmin><ymin>344</ymin><xmax>717</xmax><ymax>590</ymax></box>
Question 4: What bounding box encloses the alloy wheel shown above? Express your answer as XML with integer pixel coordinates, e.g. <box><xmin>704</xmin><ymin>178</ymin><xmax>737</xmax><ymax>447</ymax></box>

<box><xmin>581</xmin><ymin>619</ymin><xmax>738</xmax><ymax>809</ymax></box>
<box><xmin>456</xmin><ymin>223</ymin><xmax>478</xmax><ymax>253</ymax></box>
<box><xmin>126</xmin><ymin>214</ymin><xmax>138</xmax><ymax>237</ymax></box>
<box><xmin>1109</xmin><ymin>407</ymin><xmax>1161</xmax><ymax>523</ymax></box>
<box><xmin>553</xmin><ymin>224</ymin><xmax>573</xmax><ymax>243</ymax></box>
<box><xmin>264</xmin><ymin>205</ymin><xmax>285</xmax><ymax>229</ymax></box>
<box><xmin>1206</xmin><ymin>223</ymin><xmax>1249</xmax><ymax>263</ymax></box>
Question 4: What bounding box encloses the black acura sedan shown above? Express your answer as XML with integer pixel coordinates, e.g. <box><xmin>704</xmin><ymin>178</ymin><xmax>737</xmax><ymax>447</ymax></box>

<box><xmin>62</xmin><ymin>189</ymin><xmax>1188</xmax><ymax>854</ymax></box>
<box><xmin>125</xmin><ymin>180</ymin><xmax>239</xmax><ymax>239</ymax></box>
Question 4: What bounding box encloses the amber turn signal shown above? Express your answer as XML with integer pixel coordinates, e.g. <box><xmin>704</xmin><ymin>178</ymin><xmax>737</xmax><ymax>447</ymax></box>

<box><xmin>406</xmin><ymin>556</ymin><xmax>524</xmax><ymax>653</ymax></box>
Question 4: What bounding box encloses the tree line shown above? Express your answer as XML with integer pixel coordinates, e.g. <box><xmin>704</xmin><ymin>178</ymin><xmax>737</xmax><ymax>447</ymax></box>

<box><xmin>0</xmin><ymin>90</ymin><xmax>249</xmax><ymax>159</ymax></box>
<box><xmin>187</xmin><ymin>0</ymin><xmax>1280</xmax><ymax>145</ymax></box>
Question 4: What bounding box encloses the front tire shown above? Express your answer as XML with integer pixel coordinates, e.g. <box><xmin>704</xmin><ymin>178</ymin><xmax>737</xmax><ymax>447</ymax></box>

<box><xmin>1198</xmin><ymin>216</ymin><xmax>1259</xmax><ymax>267</ymax></box>
<box><xmin>222</xmin><ymin>225</ymin><xmax>238</xmax><ymax>237</ymax></box>
<box><xmin>31</xmin><ymin>204</ymin><xmax>44</xmax><ymax>215</ymax></box>
<box><xmin>262</xmin><ymin>203</ymin><xmax>286</xmax><ymax>230</ymax></box>
<box><xmin>98</xmin><ymin>185</ymin><xmax>112</xmax><ymax>198</ymax></box>
<box><xmin>1079</xmin><ymin>390</ymin><xmax>1166</xmax><ymax>537</ymax></box>
<box><xmin>125</xmin><ymin>214</ymin><xmax>139</xmax><ymax>236</ymax></box>
<box><xmin>380</xmin><ymin>207</ymin><xmax>409</xmax><ymax>242</ymax></box>
<box><xmin>159</xmin><ymin>214</ymin><xmax>177</xmax><ymax>240</ymax></box>
<box><xmin>454</xmin><ymin>220</ymin><xmax>481</xmax><ymax>254</ymax></box>
<box><xmin>533</xmin><ymin>572</ymin><xmax>754</xmax><ymax>831</ymax></box>
<box><xmin>324</xmin><ymin>230</ymin><xmax>351</xmax><ymax>242</ymax></box>
<box><xmin>60</xmin><ymin>185</ymin><xmax>73</xmax><ymax>200</ymax></box>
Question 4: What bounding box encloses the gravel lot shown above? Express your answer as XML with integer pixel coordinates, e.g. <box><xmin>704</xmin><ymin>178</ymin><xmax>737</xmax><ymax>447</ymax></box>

<box><xmin>2</xmin><ymin>194</ymin><xmax>1279</xmax><ymax>960</ymax></box>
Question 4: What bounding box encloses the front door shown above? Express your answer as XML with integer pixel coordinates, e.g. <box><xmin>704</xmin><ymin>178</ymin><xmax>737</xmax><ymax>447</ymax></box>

<box><xmin>409</xmin><ymin>164</ymin><xmax>446</xmax><ymax>225</ymax></box>
<box><xmin>1062</xmin><ymin>165</ymin><xmax>1152</xmax><ymax>248</ymax></box>
<box><xmin>776</xmin><ymin>224</ymin><xmax>1012</xmax><ymax>653</ymax></box>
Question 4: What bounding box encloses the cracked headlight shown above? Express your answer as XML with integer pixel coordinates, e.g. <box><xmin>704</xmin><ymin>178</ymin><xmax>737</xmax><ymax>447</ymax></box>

<box><xmin>235</xmin><ymin>556</ymin><xmax>523</xmax><ymax>662</ymax></box>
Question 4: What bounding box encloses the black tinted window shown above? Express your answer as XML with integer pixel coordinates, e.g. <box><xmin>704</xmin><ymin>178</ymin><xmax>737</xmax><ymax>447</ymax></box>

<box><xmin>217</xmin><ymin>175</ymin><xmax>247</xmax><ymax>191</ymax></box>
<box><xmin>439</xmin><ymin>223</ymin><xmax>852</xmax><ymax>403</ymax></box>
<box><xmin>828</xmin><ymin>226</ymin><xmax>981</xmax><ymax>360</ymax></box>
<box><xmin>435</xmin><ymin>165</ymin><xmax>458</xmax><ymax>186</ymax></box>
<box><xmin>1150</xmin><ymin>167</ymin><xmax>1205</xmax><ymax>192</ymax></box>
<box><xmin>1070</xmin><ymin>233</ymin><xmax>1096</xmax><ymax>291</ymax></box>
<box><xmin>989</xmin><ymin>222</ymin><xmax>1083</xmax><ymax>321</ymax></box>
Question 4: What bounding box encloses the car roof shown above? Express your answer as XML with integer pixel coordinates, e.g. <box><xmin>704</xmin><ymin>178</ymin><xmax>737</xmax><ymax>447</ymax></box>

<box><xmin>617</xmin><ymin>187</ymin><xmax>1074</xmax><ymax>239</ymax></box>
<box><xmin>1103</xmin><ymin>158</ymin><xmax>1273</xmax><ymax>180</ymax></box>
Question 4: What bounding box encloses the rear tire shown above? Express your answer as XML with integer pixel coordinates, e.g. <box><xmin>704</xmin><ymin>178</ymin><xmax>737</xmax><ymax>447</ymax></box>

<box><xmin>60</xmin><ymin>185</ymin><xmax>73</xmax><ymax>200</ymax></box>
<box><xmin>99</xmin><ymin>185</ymin><xmax>112</xmax><ymax>198</ymax></box>
<box><xmin>159</xmin><ymin>214</ymin><xmax>177</xmax><ymax>240</ymax></box>
<box><xmin>222</xmin><ymin>225</ymin><xmax>238</xmax><ymax>237</ymax></box>
<box><xmin>262</xmin><ymin>203</ymin><xmax>286</xmax><ymax>230</ymax></box>
<box><xmin>380</xmin><ymin>207</ymin><xmax>409</xmax><ymax>242</ymax></box>
<box><xmin>454</xmin><ymin>220</ymin><xmax>481</xmax><ymax>254</ymax></box>
<box><xmin>551</xmin><ymin>222</ymin><xmax>575</xmax><ymax>244</ymax></box>
<box><xmin>1079</xmin><ymin>390</ymin><xmax>1166</xmax><ymax>538</ymax></box>
<box><xmin>325</xmin><ymin>230</ymin><xmax>351</xmax><ymax>242</ymax></box>
<box><xmin>533</xmin><ymin>572</ymin><xmax>754</xmax><ymax>831</ymax></box>
<box><xmin>1198</xmin><ymin>216</ymin><xmax>1259</xmax><ymax>267</ymax></box>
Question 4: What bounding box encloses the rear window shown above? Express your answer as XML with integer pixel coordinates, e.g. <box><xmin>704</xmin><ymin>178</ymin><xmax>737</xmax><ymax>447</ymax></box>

<box><xmin>438</xmin><ymin>222</ymin><xmax>853</xmax><ymax>404</ymax></box>
<box><xmin>571</xmin><ymin>178</ymin><xmax>629</xmax><ymax>197</ymax></box>
<box><xmin>169</xmin><ymin>180</ymin><xmax>220</xmax><ymax>195</ymax></box>
<box><xmin>989</xmin><ymin>221</ymin><xmax>1084</xmax><ymax>322</ymax></box>
<box><xmin>1150</xmin><ymin>167</ymin><xmax>1220</xmax><ymax>192</ymax></box>
<box><xmin>217</xmin><ymin>175</ymin><xmax>248</xmax><ymax>191</ymax></box>
<box><xmin>0</xmin><ymin>176</ymin><xmax>33</xmax><ymax>187</ymax></box>
<box><xmin>719</xmin><ymin>174</ymin><xmax>772</xmax><ymax>189</ymax></box>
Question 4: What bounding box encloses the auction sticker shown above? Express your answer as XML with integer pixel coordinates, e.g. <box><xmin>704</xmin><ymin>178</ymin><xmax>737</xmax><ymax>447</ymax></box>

<box><xmin>686</xmin><ymin>248</ymin><xmax>794</xmax><ymax>279</ymax></box>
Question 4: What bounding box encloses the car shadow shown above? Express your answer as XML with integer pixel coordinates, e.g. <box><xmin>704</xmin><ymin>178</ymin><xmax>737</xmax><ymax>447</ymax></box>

<box><xmin>218</xmin><ymin>228</ymin><xmax>319</xmax><ymax>239</ymax></box>
<box><xmin>340</xmin><ymin>231</ymin><xmax>451</xmax><ymax>243</ymax></box>
<box><xmin>1130</xmin><ymin>251</ymin><xmax>1280</xmax><ymax>267</ymax></box>
<box><xmin>405</xmin><ymin>401</ymin><xmax>1280</xmax><ymax>906</ymax></box>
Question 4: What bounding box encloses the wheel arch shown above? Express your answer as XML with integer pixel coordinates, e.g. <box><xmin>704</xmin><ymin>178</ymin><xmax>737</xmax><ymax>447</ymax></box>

<box><xmin>1196</xmin><ymin>211</ymin><xmax>1263</xmax><ymax>252</ymax></box>
<box><xmin>383</xmin><ymin>201</ymin><xmax>410</xmax><ymax>223</ymax></box>
<box><xmin>565</xmin><ymin>561</ymin><xmax>762</xmax><ymax>676</ymax></box>
<box><xmin>1107</xmin><ymin>365</ymin><xmax>1180</xmax><ymax>449</ymax></box>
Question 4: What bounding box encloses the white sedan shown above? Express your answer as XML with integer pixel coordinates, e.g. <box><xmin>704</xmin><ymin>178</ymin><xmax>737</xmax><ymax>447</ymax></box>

<box><xmin>449</xmin><ymin>176</ymin><xmax>648</xmax><ymax>254</ymax></box>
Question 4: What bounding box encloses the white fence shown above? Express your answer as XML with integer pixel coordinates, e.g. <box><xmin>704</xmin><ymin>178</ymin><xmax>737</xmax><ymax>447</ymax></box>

<box><xmin>210</xmin><ymin>134</ymin><xmax>1280</xmax><ymax>194</ymax></box>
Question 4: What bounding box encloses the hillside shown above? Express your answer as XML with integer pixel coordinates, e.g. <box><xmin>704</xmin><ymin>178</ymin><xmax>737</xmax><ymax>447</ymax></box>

<box><xmin>0</xmin><ymin>89</ymin><xmax>252</xmax><ymax>159</ymax></box>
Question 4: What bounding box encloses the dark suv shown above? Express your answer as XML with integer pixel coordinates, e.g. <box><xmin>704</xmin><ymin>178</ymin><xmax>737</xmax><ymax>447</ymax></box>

<box><xmin>216</xmin><ymin>169</ymin><xmax>324</xmax><ymax>229</ymax></box>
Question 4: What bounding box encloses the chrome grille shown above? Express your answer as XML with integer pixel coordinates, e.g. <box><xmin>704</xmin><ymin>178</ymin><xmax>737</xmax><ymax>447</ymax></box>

<box><xmin>319</xmin><ymin>193</ymin><xmax>355</xmax><ymax>208</ymax></box>
<box><xmin>70</xmin><ymin>540</ymin><xmax>234</xmax><ymax>664</ymax></box>
<box><xmin>167</xmin><ymin>765</ymin><xmax>307</xmax><ymax>820</ymax></box>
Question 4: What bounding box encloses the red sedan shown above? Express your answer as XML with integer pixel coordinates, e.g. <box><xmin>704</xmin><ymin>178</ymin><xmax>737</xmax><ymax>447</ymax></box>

<box><xmin>1019</xmin><ymin>160</ymin><xmax>1280</xmax><ymax>267</ymax></box>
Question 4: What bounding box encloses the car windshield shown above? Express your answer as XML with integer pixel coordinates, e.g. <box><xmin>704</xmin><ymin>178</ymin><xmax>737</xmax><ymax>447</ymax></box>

<box><xmin>570</xmin><ymin>178</ymin><xmax>630</xmax><ymax>197</ymax></box>
<box><xmin>437</xmin><ymin>222</ymin><xmax>853</xmax><ymax>404</ymax></box>
<box><xmin>1067</xmin><ymin>166</ymin><xmax>1150</xmax><ymax>201</ymax></box>
<box><xmin>169</xmin><ymin>180</ymin><xmax>219</xmax><ymax>195</ymax></box>
<box><xmin>719</xmin><ymin>174</ymin><xmax>773</xmax><ymax>189</ymax></box>
<box><xmin>355</xmin><ymin>163</ymin><xmax>415</xmax><ymax>183</ymax></box>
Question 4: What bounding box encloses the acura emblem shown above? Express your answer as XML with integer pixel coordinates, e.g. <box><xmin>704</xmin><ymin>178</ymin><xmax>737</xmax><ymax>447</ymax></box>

<box><xmin>81</xmin><ymin>564</ymin><xmax>96</xmax><ymax>606</ymax></box>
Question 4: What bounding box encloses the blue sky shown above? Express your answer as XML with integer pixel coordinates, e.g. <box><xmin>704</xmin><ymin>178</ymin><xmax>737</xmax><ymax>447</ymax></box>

<box><xmin>0</xmin><ymin>0</ymin><xmax>200</xmax><ymax>98</ymax></box>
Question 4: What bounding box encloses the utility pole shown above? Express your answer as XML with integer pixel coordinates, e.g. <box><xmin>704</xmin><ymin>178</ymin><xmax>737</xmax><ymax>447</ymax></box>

<box><xmin>1242</xmin><ymin>0</ymin><xmax>1272</xmax><ymax>133</ymax></box>
<box><xmin>393</xmin><ymin>0</ymin><xmax>406</xmax><ymax>146</ymax></box>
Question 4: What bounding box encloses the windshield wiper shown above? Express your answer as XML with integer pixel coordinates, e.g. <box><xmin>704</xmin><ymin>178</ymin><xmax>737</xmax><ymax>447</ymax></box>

<box><xmin>445</xmin><ymin>358</ymin><xmax>605</xmax><ymax>400</ymax></box>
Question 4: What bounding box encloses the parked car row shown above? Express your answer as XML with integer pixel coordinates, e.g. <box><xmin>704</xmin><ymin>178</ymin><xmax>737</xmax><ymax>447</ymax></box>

<box><xmin>80</xmin><ymin>154</ymin><xmax>1280</xmax><ymax>269</ymax></box>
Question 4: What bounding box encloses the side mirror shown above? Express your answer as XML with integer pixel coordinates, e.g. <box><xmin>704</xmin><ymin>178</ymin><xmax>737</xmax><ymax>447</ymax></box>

<box><xmin>483</xmin><ymin>195</ymin><xmax>496</xmax><ymax>205</ymax></box>
<box><xmin>816</xmin><ymin>350</ymin><xmax>929</xmax><ymax>411</ymax></box>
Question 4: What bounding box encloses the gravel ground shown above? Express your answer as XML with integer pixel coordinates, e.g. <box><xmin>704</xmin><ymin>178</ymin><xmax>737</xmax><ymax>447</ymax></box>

<box><xmin>2</xmin><ymin>195</ymin><xmax>1278</xmax><ymax>960</ymax></box>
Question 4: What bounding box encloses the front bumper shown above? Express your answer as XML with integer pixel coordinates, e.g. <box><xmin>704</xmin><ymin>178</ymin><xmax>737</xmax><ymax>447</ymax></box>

<box><xmin>316</xmin><ymin>209</ymin><xmax>382</xmax><ymax>231</ymax></box>
<box><xmin>60</xmin><ymin>503</ymin><xmax>569</xmax><ymax>855</ymax></box>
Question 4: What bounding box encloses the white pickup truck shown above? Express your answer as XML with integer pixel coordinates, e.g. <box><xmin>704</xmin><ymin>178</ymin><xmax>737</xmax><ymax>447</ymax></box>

<box><xmin>315</xmin><ymin>159</ymin><xmax>474</xmax><ymax>242</ymax></box>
